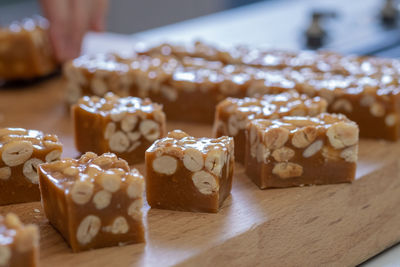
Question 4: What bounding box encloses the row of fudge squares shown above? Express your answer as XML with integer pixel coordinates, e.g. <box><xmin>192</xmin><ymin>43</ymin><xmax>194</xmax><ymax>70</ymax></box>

<box><xmin>0</xmin><ymin>91</ymin><xmax>356</xmax><ymax>203</ymax></box>
<box><xmin>1</xmin><ymin>115</ymin><xmax>358</xmax><ymax>201</ymax></box>
<box><xmin>64</xmin><ymin>50</ymin><xmax>400</xmax><ymax>140</ymax></box>
<box><xmin>73</xmin><ymin>91</ymin><xmax>359</xmax><ymax>171</ymax></box>
<box><xmin>0</xmin><ymin>117</ymin><xmax>358</xmax><ymax>259</ymax></box>
<box><xmin>140</xmin><ymin>41</ymin><xmax>400</xmax><ymax>78</ymax></box>
<box><xmin>72</xmin><ymin>91</ymin><xmax>325</xmax><ymax>165</ymax></box>
<box><xmin>0</xmin><ymin>116</ymin><xmax>358</xmax><ymax>259</ymax></box>
<box><xmin>64</xmin><ymin>53</ymin><xmax>297</xmax><ymax>124</ymax></box>
<box><xmin>0</xmin><ymin>134</ymin><xmax>233</xmax><ymax>256</ymax></box>
<box><xmin>0</xmin><ymin>90</ymin><xmax>232</xmax><ymax>206</ymax></box>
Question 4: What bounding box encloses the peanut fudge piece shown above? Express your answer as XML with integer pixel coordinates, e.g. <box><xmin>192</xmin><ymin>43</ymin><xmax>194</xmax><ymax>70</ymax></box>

<box><xmin>292</xmin><ymin>72</ymin><xmax>400</xmax><ymax>140</ymax></box>
<box><xmin>0</xmin><ymin>16</ymin><xmax>57</xmax><ymax>81</ymax></box>
<box><xmin>213</xmin><ymin>92</ymin><xmax>327</xmax><ymax>163</ymax></box>
<box><xmin>63</xmin><ymin>53</ymin><xmax>133</xmax><ymax>104</ymax></box>
<box><xmin>0</xmin><ymin>213</ymin><xmax>39</xmax><ymax>267</ymax></box>
<box><xmin>245</xmin><ymin>113</ymin><xmax>358</xmax><ymax>189</ymax></box>
<box><xmin>0</xmin><ymin>128</ymin><xmax>62</xmax><ymax>205</ymax></box>
<box><xmin>145</xmin><ymin>130</ymin><xmax>234</xmax><ymax>213</ymax></box>
<box><xmin>329</xmin><ymin>84</ymin><xmax>400</xmax><ymax>140</ymax></box>
<box><xmin>38</xmin><ymin>152</ymin><xmax>145</xmax><ymax>252</ymax></box>
<box><xmin>64</xmin><ymin>53</ymin><xmax>297</xmax><ymax>123</ymax></box>
<box><xmin>72</xmin><ymin>93</ymin><xmax>166</xmax><ymax>164</ymax></box>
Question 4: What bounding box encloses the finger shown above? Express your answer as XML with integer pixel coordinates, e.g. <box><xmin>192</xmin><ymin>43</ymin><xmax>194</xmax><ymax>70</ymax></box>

<box><xmin>40</xmin><ymin>0</ymin><xmax>70</xmax><ymax>62</ymax></box>
<box><xmin>89</xmin><ymin>0</ymin><xmax>108</xmax><ymax>32</ymax></box>
<box><xmin>49</xmin><ymin>25</ymin><xmax>69</xmax><ymax>62</ymax></box>
<box><xmin>69</xmin><ymin>0</ymin><xmax>91</xmax><ymax>59</ymax></box>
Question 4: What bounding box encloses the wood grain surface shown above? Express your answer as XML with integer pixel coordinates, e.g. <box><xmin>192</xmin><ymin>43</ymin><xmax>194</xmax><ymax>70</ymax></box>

<box><xmin>1</xmin><ymin>77</ymin><xmax>400</xmax><ymax>267</ymax></box>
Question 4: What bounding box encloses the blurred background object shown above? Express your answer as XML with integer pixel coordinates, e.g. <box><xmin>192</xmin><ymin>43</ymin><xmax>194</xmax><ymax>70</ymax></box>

<box><xmin>2</xmin><ymin>0</ymin><xmax>400</xmax><ymax>57</ymax></box>
<box><xmin>305</xmin><ymin>9</ymin><xmax>337</xmax><ymax>48</ymax></box>
<box><xmin>0</xmin><ymin>0</ymin><xmax>265</xmax><ymax>33</ymax></box>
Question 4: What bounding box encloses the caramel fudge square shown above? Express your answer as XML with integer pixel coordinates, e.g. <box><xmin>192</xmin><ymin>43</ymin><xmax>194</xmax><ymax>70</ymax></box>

<box><xmin>145</xmin><ymin>130</ymin><xmax>234</xmax><ymax>213</ymax></box>
<box><xmin>213</xmin><ymin>91</ymin><xmax>327</xmax><ymax>163</ymax></box>
<box><xmin>38</xmin><ymin>152</ymin><xmax>145</xmax><ymax>252</ymax></box>
<box><xmin>0</xmin><ymin>16</ymin><xmax>57</xmax><ymax>81</ymax></box>
<box><xmin>72</xmin><ymin>92</ymin><xmax>166</xmax><ymax>165</ymax></box>
<box><xmin>0</xmin><ymin>213</ymin><xmax>39</xmax><ymax>267</ymax></box>
<box><xmin>245</xmin><ymin>113</ymin><xmax>358</xmax><ymax>189</ymax></box>
<box><xmin>0</xmin><ymin>128</ymin><xmax>63</xmax><ymax>205</ymax></box>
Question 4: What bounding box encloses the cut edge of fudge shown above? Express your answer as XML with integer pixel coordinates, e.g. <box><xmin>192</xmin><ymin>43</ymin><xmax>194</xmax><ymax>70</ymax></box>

<box><xmin>145</xmin><ymin>130</ymin><xmax>234</xmax><ymax>213</ymax></box>
<box><xmin>38</xmin><ymin>152</ymin><xmax>145</xmax><ymax>252</ymax></box>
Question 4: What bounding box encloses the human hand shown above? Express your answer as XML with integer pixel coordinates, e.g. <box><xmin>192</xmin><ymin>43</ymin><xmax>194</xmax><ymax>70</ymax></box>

<box><xmin>40</xmin><ymin>0</ymin><xmax>108</xmax><ymax>62</ymax></box>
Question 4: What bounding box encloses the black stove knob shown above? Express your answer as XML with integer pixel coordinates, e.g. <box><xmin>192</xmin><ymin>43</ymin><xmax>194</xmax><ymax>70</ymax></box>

<box><xmin>305</xmin><ymin>10</ymin><xmax>337</xmax><ymax>49</ymax></box>
<box><xmin>381</xmin><ymin>0</ymin><xmax>398</xmax><ymax>27</ymax></box>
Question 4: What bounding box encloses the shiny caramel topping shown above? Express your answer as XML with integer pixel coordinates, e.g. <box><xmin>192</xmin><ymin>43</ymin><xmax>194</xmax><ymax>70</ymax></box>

<box><xmin>0</xmin><ymin>128</ymin><xmax>61</xmax><ymax>150</ymax></box>
<box><xmin>220</xmin><ymin>92</ymin><xmax>327</xmax><ymax>119</ymax></box>
<box><xmin>142</xmin><ymin>41</ymin><xmax>400</xmax><ymax>78</ymax></box>
<box><xmin>38</xmin><ymin>152</ymin><xmax>144</xmax><ymax>192</ymax></box>
<box><xmin>139</xmin><ymin>41</ymin><xmax>230</xmax><ymax>62</ymax></box>
<box><xmin>147</xmin><ymin>130</ymin><xmax>233</xmax><ymax>156</ymax></box>
<box><xmin>148</xmin><ymin>130</ymin><xmax>234</xmax><ymax>182</ymax></box>
<box><xmin>77</xmin><ymin>92</ymin><xmax>162</xmax><ymax>115</ymax></box>
<box><xmin>250</xmin><ymin>113</ymin><xmax>356</xmax><ymax>132</ymax></box>
<box><xmin>71</xmin><ymin>53</ymin><xmax>129</xmax><ymax>72</ymax></box>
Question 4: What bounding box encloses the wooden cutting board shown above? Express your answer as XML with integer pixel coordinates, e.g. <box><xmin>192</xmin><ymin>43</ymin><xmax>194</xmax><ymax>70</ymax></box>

<box><xmin>1</xmin><ymin>77</ymin><xmax>400</xmax><ymax>267</ymax></box>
